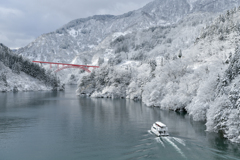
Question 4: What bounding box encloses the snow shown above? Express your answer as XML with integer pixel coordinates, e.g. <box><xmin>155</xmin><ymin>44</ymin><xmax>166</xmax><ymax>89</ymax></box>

<box><xmin>68</xmin><ymin>28</ymin><xmax>78</xmax><ymax>38</ymax></box>
<box><xmin>88</xmin><ymin>45</ymin><xmax>95</xmax><ymax>49</ymax></box>
<box><xmin>112</xmin><ymin>31</ymin><xmax>132</xmax><ymax>41</ymax></box>
<box><xmin>0</xmin><ymin>64</ymin><xmax>51</xmax><ymax>92</ymax></box>
<box><xmin>75</xmin><ymin>6</ymin><xmax>240</xmax><ymax>143</ymax></box>
<box><xmin>13</xmin><ymin>0</ymin><xmax>240</xmax><ymax>143</ymax></box>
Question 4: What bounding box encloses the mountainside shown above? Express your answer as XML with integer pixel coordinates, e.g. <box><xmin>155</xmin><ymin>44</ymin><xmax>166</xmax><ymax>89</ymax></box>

<box><xmin>76</xmin><ymin>7</ymin><xmax>240</xmax><ymax>143</ymax></box>
<box><xmin>16</xmin><ymin>0</ymin><xmax>240</xmax><ymax>64</ymax></box>
<box><xmin>13</xmin><ymin>0</ymin><xmax>240</xmax><ymax>143</ymax></box>
<box><xmin>0</xmin><ymin>43</ymin><xmax>61</xmax><ymax>92</ymax></box>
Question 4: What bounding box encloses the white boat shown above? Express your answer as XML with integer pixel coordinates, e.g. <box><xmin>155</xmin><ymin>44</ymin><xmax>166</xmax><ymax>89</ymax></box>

<box><xmin>151</xmin><ymin>121</ymin><xmax>169</xmax><ymax>136</ymax></box>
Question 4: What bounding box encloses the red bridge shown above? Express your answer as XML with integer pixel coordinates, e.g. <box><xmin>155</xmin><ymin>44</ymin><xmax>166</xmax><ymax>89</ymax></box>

<box><xmin>33</xmin><ymin>61</ymin><xmax>99</xmax><ymax>73</ymax></box>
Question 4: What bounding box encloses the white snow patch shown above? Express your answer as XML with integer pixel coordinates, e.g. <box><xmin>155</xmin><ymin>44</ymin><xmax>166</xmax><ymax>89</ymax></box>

<box><xmin>68</xmin><ymin>28</ymin><xmax>78</xmax><ymax>38</ymax></box>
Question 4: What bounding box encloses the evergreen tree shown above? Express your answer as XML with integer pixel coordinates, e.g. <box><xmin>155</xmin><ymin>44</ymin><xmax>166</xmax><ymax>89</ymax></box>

<box><xmin>0</xmin><ymin>43</ymin><xmax>60</xmax><ymax>89</ymax></box>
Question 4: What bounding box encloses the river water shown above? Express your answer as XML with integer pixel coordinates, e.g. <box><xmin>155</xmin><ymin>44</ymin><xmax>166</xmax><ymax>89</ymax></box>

<box><xmin>0</xmin><ymin>85</ymin><xmax>240</xmax><ymax>160</ymax></box>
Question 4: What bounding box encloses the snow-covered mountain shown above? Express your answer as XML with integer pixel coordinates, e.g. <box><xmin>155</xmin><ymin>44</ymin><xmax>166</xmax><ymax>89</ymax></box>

<box><xmin>77</xmin><ymin>7</ymin><xmax>240</xmax><ymax>143</ymax></box>
<box><xmin>16</xmin><ymin>0</ymin><xmax>240</xmax><ymax>64</ymax></box>
<box><xmin>13</xmin><ymin>0</ymin><xmax>240</xmax><ymax>143</ymax></box>
<box><xmin>0</xmin><ymin>43</ymin><xmax>61</xmax><ymax>91</ymax></box>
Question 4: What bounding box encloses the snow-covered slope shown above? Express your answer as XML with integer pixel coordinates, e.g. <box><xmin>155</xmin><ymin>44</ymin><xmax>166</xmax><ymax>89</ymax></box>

<box><xmin>16</xmin><ymin>0</ymin><xmax>240</xmax><ymax>64</ymax></box>
<box><xmin>0</xmin><ymin>43</ymin><xmax>61</xmax><ymax>92</ymax></box>
<box><xmin>13</xmin><ymin>0</ymin><xmax>240</xmax><ymax>143</ymax></box>
<box><xmin>0</xmin><ymin>62</ymin><xmax>50</xmax><ymax>92</ymax></box>
<box><xmin>76</xmin><ymin>11</ymin><xmax>216</xmax><ymax>98</ymax></box>
<box><xmin>76</xmin><ymin>7</ymin><xmax>240</xmax><ymax>143</ymax></box>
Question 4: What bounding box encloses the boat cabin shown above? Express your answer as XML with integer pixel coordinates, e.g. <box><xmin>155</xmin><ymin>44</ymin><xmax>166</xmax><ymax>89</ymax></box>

<box><xmin>151</xmin><ymin>121</ymin><xmax>169</xmax><ymax>136</ymax></box>
<box><xmin>155</xmin><ymin>121</ymin><xmax>166</xmax><ymax>128</ymax></box>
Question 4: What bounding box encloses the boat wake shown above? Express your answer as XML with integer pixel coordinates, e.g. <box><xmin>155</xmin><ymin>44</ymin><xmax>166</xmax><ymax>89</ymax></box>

<box><xmin>172</xmin><ymin>137</ymin><xmax>186</xmax><ymax>146</ymax></box>
<box><xmin>162</xmin><ymin>137</ymin><xmax>186</xmax><ymax>158</ymax></box>
<box><xmin>155</xmin><ymin>137</ymin><xmax>165</xmax><ymax>148</ymax></box>
<box><xmin>148</xmin><ymin>130</ymin><xmax>186</xmax><ymax>158</ymax></box>
<box><xmin>148</xmin><ymin>130</ymin><xmax>240</xmax><ymax>160</ymax></box>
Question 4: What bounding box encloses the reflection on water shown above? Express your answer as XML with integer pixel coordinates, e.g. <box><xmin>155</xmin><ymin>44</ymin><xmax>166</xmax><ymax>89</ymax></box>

<box><xmin>0</xmin><ymin>85</ymin><xmax>240</xmax><ymax>160</ymax></box>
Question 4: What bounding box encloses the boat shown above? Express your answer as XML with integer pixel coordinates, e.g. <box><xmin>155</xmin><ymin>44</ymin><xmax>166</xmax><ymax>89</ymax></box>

<box><xmin>151</xmin><ymin>121</ymin><xmax>169</xmax><ymax>136</ymax></box>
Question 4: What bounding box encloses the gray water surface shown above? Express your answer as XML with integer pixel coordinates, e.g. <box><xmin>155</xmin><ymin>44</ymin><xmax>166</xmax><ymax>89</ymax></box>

<box><xmin>0</xmin><ymin>85</ymin><xmax>240</xmax><ymax>160</ymax></box>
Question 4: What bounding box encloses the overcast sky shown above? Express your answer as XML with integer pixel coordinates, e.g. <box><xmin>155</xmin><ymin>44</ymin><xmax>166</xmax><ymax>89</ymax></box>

<box><xmin>0</xmin><ymin>0</ymin><xmax>153</xmax><ymax>49</ymax></box>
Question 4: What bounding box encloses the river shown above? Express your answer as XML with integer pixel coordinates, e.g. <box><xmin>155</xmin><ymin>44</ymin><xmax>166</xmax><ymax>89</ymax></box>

<box><xmin>0</xmin><ymin>85</ymin><xmax>240</xmax><ymax>160</ymax></box>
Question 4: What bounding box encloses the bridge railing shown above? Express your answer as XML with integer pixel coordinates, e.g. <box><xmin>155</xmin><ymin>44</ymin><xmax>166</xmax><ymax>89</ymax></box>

<box><xmin>32</xmin><ymin>61</ymin><xmax>99</xmax><ymax>73</ymax></box>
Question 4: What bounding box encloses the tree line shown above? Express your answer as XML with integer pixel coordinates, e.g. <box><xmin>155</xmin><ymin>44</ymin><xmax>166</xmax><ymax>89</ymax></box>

<box><xmin>0</xmin><ymin>43</ymin><xmax>59</xmax><ymax>89</ymax></box>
